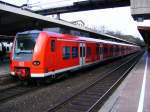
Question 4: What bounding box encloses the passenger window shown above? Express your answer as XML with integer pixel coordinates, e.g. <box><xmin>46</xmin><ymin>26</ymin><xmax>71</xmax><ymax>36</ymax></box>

<box><xmin>51</xmin><ymin>40</ymin><xmax>55</xmax><ymax>52</ymax></box>
<box><xmin>72</xmin><ymin>47</ymin><xmax>78</xmax><ymax>58</ymax></box>
<box><xmin>96</xmin><ymin>47</ymin><xmax>99</xmax><ymax>55</ymax></box>
<box><xmin>99</xmin><ymin>47</ymin><xmax>103</xmax><ymax>54</ymax></box>
<box><xmin>63</xmin><ymin>46</ymin><xmax>70</xmax><ymax>59</ymax></box>
<box><xmin>104</xmin><ymin>47</ymin><xmax>107</xmax><ymax>54</ymax></box>
<box><xmin>86</xmin><ymin>47</ymin><xmax>91</xmax><ymax>57</ymax></box>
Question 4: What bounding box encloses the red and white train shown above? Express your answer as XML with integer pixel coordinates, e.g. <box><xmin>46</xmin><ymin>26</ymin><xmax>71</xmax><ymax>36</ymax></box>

<box><xmin>10</xmin><ymin>30</ymin><xmax>140</xmax><ymax>80</ymax></box>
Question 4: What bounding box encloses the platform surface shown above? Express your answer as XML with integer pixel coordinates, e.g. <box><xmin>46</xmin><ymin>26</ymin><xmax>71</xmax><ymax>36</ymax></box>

<box><xmin>99</xmin><ymin>51</ymin><xmax>150</xmax><ymax>112</ymax></box>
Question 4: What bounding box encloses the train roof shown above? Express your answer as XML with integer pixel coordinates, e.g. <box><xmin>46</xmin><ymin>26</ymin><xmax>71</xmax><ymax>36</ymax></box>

<box><xmin>77</xmin><ymin>36</ymin><xmax>137</xmax><ymax>47</ymax></box>
<box><xmin>17</xmin><ymin>30</ymin><xmax>138</xmax><ymax>47</ymax></box>
<box><xmin>45</xmin><ymin>31</ymin><xmax>137</xmax><ymax>47</ymax></box>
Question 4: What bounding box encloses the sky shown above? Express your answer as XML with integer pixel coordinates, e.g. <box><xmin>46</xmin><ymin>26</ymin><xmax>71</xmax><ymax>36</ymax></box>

<box><xmin>1</xmin><ymin>0</ymin><xmax>150</xmax><ymax>39</ymax></box>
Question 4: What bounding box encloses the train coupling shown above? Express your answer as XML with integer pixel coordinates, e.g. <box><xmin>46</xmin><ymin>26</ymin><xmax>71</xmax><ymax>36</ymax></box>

<box><xmin>15</xmin><ymin>68</ymin><xmax>30</xmax><ymax>80</ymax></box>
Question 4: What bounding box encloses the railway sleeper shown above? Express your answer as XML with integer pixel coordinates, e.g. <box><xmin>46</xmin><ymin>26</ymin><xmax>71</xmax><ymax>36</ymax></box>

<box><xmin>78</xmin><ymin>95</ymin><xmax>99</xmax><ymax>102</ymax></box>
<box><xmin>80</xmin><ymin>94</ymin><xmax>100</xmax><ymax>100</ymax></box>
<box><xmin>70</xmin><ymin>99</ymin><xmax>95</xmax><ymax>106</ymax></box>
<box><xmin>62</xmin><ymin>108</ymin><xmax>85</xmax><ymax>112</ymax></box>
<box><xmin>93</xmin><ymin>84</ymin><xmax>111</xmax><ymax>88</ymax></box>
<box><xmin>64</xmin><ymin>108</ymin><xmax>85</xmax><ymax>112</ymax></box>
<box><xmin>75</xmin><ymin>97</ymin><xmax>97</xmax><ymax>102</ymax></box>
<box><xmin>86</xmin><ymin>89</ymin><xmax>106</xmax><ymax>93</ymax></box>
<box><xmin>2</xmin><ymin>90</ymin><xmax>25</xmax><ymax>95</ymax></box>
<box><xmin>11</xmin><ymin>88</ymin><xmax>32</xmax><ymax>92</ymax></box>
<box><xmin>85</xmin><ymin>91</ymin><xmax>102</xmax><ymax>96</ymax></box>
<box><xmin>88</xmin><ymin>87</ymin><xmax>107</xmax><ymax>92</ymax></box>
<box><xmin>68</xmin><ymin>104</ymin><xmax>90</xmax><ymax>112</ymax></box>
<box><xmin>0</xmin><ymin>94</ymin><xmax>12</xmax><ymax>99</ymax></box>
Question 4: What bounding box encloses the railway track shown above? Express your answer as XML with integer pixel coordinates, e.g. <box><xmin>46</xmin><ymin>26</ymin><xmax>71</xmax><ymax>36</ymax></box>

<box><xmin>0</xmin><ymin>84</ymin><xmax>40</xmax><ymax>104</ymax></box>
<box><xmin>0</xmin><ymin>52</ymin><xmax>143</xmax><ymax>107</ymax></box>
<box><xmin>47</xmin><ymin>52</ymin><xmax>143</xmax><ymax>112</ymax></box>
<box><xmin>0</xmin><ymin>74</ymin><xmax>11</xmax><ymax>81</ymax></box>
<box><xmin>0</xmin><ymin>74</ymin><xmax>18</xmax><ymax>85</ymax></box>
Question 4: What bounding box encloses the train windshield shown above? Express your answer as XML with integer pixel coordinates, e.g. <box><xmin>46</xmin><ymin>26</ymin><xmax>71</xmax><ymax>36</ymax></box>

<box><xmin>15</xmin><ymin>33</ymin><xmax>39</xmax><ymax>54</ymax></box>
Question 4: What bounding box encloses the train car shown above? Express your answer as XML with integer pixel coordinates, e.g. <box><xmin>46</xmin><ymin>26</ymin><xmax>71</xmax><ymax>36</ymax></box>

<box><xmin>10</xmin><ymin>30</ymin><xmax>140</xmax><ymax>80</ymax></box>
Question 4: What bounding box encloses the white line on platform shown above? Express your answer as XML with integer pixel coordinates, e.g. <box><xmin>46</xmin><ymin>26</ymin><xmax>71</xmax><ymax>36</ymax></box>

<box><xmin>137</xmin><ymin>54</ymin><xmax>148</xmax><ymax>112</ymax></box>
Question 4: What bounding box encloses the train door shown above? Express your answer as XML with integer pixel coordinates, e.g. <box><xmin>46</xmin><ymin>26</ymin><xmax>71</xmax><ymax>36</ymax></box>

<box><xmin>113</xmin><ymin>45</ymin><xmax>116</xmax><ymax>57</ymax></box>
<box><xmin>96</xmin><ymin>43</ymin><xmax>99</xmax><ymax>60</ymax></box>
<box><xmin>80</xmin><ymin>43</ymin><xmax>86</xmax><ymax>66</ymax></box>
<box><xmin>119</xmin><ymin>46</ymin><xmax>122</xmax><ymax>56</ymax></box>
<box><xmin>49</xmin><ymin>38</ymin><xmax>56</xmax><ymax>71</ymax></box>
<box><xmin>99</xmin><ymin>44</ymin><xmax>103</xmax><ymax>60</ymax></box>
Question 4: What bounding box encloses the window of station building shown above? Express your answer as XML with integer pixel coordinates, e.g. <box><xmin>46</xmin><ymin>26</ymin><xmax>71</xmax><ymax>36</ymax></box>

<box><xmin>63</xmin><ymin>46</ymin><xmax>70</xmax><ymax>59</ymax></box>
<box><xmin>72</xmin><ymin>47</ymin><xmax>78</xmax><ymax>58</ymax></box>
<box><xmin>86</xmin><ymin>47</ymin><xmax>91</xmax><ymax>57</ymax></box>
<box><xmin>51</xmin><ymin>40</ymin><xmax>55</xmax><ymax>52</ymax></box>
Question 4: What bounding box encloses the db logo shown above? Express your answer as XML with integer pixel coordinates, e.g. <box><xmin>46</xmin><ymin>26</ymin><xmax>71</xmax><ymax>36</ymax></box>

<box><xmin>19</xmin><ymin>62</ymin><xmax>24</xmax><ymax>66</ymax></box>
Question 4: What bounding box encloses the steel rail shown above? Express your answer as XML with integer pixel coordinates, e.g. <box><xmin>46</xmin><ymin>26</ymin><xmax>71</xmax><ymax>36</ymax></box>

<box><xmin>47</xmin><ymin>52</ymin><xmax>143</xmax><ymax>112</ymax></box>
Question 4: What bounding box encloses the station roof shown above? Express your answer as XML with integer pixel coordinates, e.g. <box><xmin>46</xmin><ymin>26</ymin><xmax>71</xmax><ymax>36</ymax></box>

<box><xmin>130</xmin><ymin>0</ymin><xmax>150</xmax><ymax>21</ymax></box>
<box><xmin>138</xmin><ymin>26</ymin><xmax>150</xmax><ymax>45</ymax></box>
<box><xmin>0</xmin><ymin>35</ymin><xmax>14</xmax><ymax>42</ymax></box>
<box><xmin>0</xmin><ymin>2</ymin><xmax>88</xmax><ymax>35</ymax></box>
<box><xmin>0</xmin><ymin>2</ymin><xmax>136</xmax><ymax>45</ymax></box>
<box><xmin>35</xmin><ymin>0</ymin><xmax>130</xmax><ymax>15</ymax></box>
<box><xmin>132</xmin><ymin>14</ymin><xmax>150</xmax><ymax>21</ymax></box>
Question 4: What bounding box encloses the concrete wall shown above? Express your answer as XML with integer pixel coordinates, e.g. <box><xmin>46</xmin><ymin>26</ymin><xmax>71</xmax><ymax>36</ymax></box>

<box><xmin>131</xmin><ymin>0</ymin><xmax>150</xmax><ymax>15</ymax></box>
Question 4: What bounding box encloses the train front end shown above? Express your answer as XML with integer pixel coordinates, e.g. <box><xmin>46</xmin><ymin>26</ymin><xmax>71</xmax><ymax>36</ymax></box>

<box><xmin>10</xmin><ymin>31</ymin><xmax>48</xmax><ymax>80</ymax></box>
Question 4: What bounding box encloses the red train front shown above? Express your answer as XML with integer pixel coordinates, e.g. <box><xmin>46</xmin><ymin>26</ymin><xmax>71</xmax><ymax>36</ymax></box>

<box><xmin>10</xmin><ymin>31</ymin><xmax>50</xmax><ymax>80</ymax></box>
<box><xmin>10</xmin><ymin>31</ymin><xmax>81</xmax><ymax>80</ymax></box>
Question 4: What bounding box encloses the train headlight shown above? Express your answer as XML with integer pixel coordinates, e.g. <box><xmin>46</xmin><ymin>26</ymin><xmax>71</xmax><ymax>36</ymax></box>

<box><xmin>33</xmin><ymin>61</ymin><xmax>40</xmax><ymax>66</ymax></box>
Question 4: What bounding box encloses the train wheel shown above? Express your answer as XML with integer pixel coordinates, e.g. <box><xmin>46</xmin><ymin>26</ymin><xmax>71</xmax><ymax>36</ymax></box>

<box><xmin>44</xmin><ymin>78</ymin><xmax>53</xmax><ymax>84</ymax></box>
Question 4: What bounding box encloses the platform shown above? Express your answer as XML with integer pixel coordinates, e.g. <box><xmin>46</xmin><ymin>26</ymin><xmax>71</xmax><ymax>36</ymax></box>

<box><xmin>0</xmin><ymin>61</ymin><xmax>9</xmax><ymax>76</ymax></box>
<box><xmin>99</xmin><ymin>51</ymin><xmax>150</xmax><ymax>112</ymax></box>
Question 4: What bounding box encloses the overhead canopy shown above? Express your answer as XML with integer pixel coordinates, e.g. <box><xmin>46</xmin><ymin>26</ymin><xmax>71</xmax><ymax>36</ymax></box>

<box><xmin>0</xmin><ymin>2</ymin><xmax>137</xmax><ymax>45</ymax></box>
<box><xmin>0</xmin><ymin>2</ymin><xmax>89</xmax><ymax>36</ymax></box>
<box><xmin>138</xmin><ymin>26</ymin><xmax>150</xmax><ymax>46</ymax></box>
<box><xmin>35</xmin><ymin>0</ymin><xmax>130</xmax><ymax>15</ymax></box>
<box><xmin>0</xmin><ymin>35</ymin><xmax>14</xmax><ymax>42</ymax></box>
<box><xmin>131</xmin><ymin>0</ymin><xmax>150</xmax><ymax>20</ymax></box>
